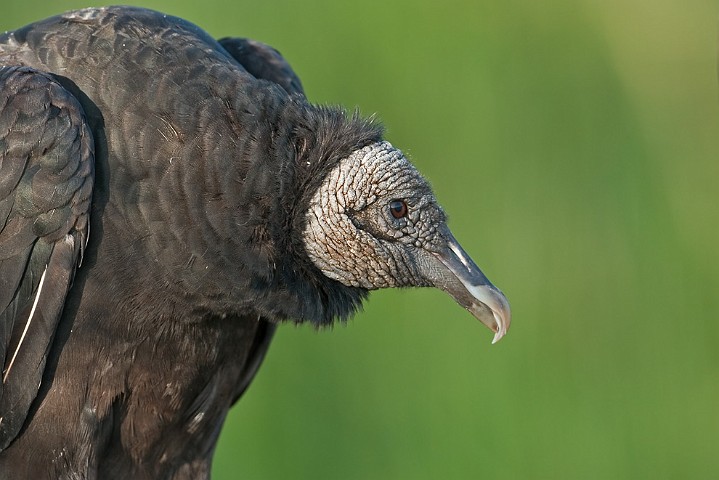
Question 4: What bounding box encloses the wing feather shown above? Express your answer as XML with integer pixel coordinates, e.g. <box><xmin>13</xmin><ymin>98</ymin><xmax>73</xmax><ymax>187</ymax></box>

<box><xmin>218</xmin><ymin>37</ymin><xmax>305</xmax><ymax>97</ymax></box>
<box><xmin>0</xmin><ymin>66</ymin><xmax>94</xmax><ymax>450</ymax></box>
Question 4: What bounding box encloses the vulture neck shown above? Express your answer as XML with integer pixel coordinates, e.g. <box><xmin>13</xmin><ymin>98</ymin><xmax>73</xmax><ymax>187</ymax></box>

<box><xmin>157</xmin><ymin>90</ymin><xmax>382</xmax><ymax>326</ymax></box>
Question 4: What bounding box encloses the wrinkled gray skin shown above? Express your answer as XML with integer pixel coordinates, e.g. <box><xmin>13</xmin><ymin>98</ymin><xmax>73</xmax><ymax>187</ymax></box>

<box><xmin>304</xmin><ymin>141</ymin><xmax>511</xmax><ymax>342</ymax></box>
<box><xmin>304</xmin><ymin>142</ymin><xmax>437</xmax><ymax>288</ymax></box>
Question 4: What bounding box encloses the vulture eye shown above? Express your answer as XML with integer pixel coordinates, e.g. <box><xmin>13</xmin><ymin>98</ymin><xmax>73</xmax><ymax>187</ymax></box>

<box><xmin>389</xmin><ymin>200</ymin><xmax>408</xmax><ymax>219</ymax></box>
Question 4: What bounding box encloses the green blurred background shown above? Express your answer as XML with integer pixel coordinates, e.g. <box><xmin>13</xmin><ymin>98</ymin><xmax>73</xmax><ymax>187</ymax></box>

<box><xmin>3</xmin><ymin>1</ymin><xmax>718</xmax><ymax>478</ymax></box>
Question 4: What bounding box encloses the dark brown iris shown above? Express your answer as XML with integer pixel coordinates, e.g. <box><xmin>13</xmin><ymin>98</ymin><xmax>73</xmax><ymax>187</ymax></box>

<box><xmin>389</xmin><ymin>200</ymin><xmax>408</xmax><ymax>219</ymax></box>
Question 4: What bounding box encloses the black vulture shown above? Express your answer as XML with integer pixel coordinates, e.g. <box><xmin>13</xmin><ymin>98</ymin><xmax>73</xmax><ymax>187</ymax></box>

<box><xmin>0</xmin><ymin>6</ymin><xmax>511</xmax><ymax>479</ymax></box>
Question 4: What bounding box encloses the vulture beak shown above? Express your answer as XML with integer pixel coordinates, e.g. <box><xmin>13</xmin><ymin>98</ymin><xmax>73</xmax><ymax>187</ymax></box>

<box><xmin>427</xmin><ymin>230</ymin><xmax>511</xmax><ymax>344</ymax></box>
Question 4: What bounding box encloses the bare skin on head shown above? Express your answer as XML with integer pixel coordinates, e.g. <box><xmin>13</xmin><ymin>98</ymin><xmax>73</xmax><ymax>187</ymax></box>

<box><xmin>303</xmin><ymin>141</ymin><xmax>511</xmax><ymax>343</ymax></box>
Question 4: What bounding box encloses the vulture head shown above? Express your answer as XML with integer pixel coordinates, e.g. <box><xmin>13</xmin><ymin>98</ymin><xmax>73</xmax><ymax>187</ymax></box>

<box><xmin>302</xmin><ymin>141</ymin><xmax>510</xmax><ymax>342</ymax></box>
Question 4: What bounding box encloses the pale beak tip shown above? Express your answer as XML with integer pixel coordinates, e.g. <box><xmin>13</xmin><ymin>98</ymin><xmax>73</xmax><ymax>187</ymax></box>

<box><xmin>489</xmin><ymin>301</ymin><xmax>511</xmax><ymax>344</ymax></box>
<box><xmin>466</xmin><ymin>285</ymin><xmax>511</xmax><ymax>344</ymax></box>
<box><xmin>428</xmin><ymin>234</ymin><xmax>511</xmax><ymax>345</ymax></box>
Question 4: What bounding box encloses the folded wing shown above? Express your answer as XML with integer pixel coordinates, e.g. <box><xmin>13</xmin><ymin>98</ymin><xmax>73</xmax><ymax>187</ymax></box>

<box><xmin>0</xmin><ymin>66</ymin><xmax>94</xmax><ymax>450</ymax></box>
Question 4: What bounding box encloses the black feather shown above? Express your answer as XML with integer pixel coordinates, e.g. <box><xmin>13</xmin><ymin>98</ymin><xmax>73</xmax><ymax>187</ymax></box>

<box><xmin>0</xmin><ymin>7</ymin><xmax>383</xmax><ymax>478</ymax></box>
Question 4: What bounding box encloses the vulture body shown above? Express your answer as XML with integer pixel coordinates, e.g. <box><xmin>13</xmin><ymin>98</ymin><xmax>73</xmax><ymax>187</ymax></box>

<box><xmin>0</xmin><ymin>7</ymin><xmax>510</xmax><ymax>479</ymax></box>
